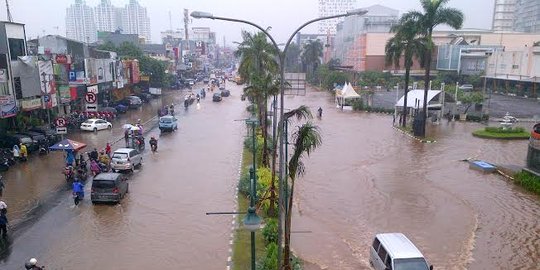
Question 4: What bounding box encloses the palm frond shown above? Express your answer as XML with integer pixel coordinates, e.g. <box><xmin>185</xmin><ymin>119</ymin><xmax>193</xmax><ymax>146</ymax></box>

<box><xmin>284</xmin><ymin>105</ymin><xmax>312</xmax><ymax>121</ymax></box>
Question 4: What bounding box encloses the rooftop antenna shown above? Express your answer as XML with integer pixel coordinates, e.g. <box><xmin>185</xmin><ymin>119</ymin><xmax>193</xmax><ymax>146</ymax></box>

<box><xmin>5</xmin><ymin>0</ymin><xmax>12</xmax><ymax>22</ymax></box>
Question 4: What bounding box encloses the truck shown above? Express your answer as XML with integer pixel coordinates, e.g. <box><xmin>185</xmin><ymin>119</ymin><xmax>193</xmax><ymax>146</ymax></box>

<box><xmin>149</xmin><ymin>87</ymin><xmax>162</xmax><ymax>96</ymax></box>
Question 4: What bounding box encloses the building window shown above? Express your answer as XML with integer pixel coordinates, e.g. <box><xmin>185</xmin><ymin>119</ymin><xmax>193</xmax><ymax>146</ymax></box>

<box><xmin>8</xmin><ymin>38</ymin><xmax>26</xmax><ymax>60</ymax></box>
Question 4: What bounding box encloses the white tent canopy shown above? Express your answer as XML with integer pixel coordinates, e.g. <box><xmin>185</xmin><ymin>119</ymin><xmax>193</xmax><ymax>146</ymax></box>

<box><xmin>340</xmin><ymin>82</ymin><xmax>361</xmax><ymax>99</ymax></box>
<box><xmin>395</xmin><ymin>90</ymin><xmax>446</xmax><ymax>109</ymax></box>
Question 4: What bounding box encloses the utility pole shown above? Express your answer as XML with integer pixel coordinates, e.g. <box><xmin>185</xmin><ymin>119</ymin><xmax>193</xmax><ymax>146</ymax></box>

<box><xmin>169</xmin><ymin>10</ymin><xmax>173</xmax><ymax>31</ymax></box>
<box><xmin>5</xmin><ymin>0</ymin><xmax>12</xmax><ymax>22</ymax></box>
<box><xmin>184</xmin><ymin>9</ymin><xmax>190</xmax><ymax>51</ymax></box>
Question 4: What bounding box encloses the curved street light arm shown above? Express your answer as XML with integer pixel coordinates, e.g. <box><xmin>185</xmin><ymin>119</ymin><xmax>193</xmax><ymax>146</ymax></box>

<box><xmin>209</xmin><ymin>16</ymin><xmax>281</xmax><ymax>56</ymax></box>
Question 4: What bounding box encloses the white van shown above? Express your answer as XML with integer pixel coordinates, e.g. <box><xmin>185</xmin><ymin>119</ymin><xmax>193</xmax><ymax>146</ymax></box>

<box><xmin>369</xmin><ymin>233</ymin><xmax>433</xmax><ymax>270</ymax></box>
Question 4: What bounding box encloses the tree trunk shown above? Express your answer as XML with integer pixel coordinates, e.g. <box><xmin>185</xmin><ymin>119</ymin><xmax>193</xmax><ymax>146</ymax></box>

<box><xmin>262</xmin><ymin>93</ymin><xmax>269</xmax><ymax>167</ymax></box>
<box><xmin>282</xmin><ymin>176</ymin><xmax>295</xmax><ymax>270</ymax></box>
<box><xmin>422</xmin><ymin>42</ymin><xmax>432</xmax><ymax>137</ymax></box>
<box><xmin>402</xmin><ymin>66</ymin><xmax>411</xmax><ymax>127</ymax></box>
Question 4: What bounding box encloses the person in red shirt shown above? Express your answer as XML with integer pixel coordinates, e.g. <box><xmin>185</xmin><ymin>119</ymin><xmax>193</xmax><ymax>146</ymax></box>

<box><xmin>105</xmin><ymin>143</ymin><xmax>111</xmax><ymax>157</ymax></box>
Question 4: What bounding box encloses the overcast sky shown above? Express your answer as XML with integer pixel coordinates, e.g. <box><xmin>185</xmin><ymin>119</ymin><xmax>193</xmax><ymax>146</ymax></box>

<box><xmin>5</xmin><ymin>0</ymin><xmax>494</xmax><ymax>45</ymax></box>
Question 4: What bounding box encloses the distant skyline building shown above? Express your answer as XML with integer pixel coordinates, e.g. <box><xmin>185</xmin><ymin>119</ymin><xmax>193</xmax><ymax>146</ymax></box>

<box><xmin>492</xmin><ymin>0</ymin><xmax>517</xmax><ymax>32</ymax></box>
<box><xmin>513</xmin><ymin>0</ymin><xmax>540</xmax><ymax>33</ymax></box>
<box><xmin>66</xmin><ymin>0</ymin><xmax>97</xmax><ymax>43</ymax></box>
<box><xmin>66</xmin><ymin>0</ymin><xmax>151</xmax><ymax>44</ymax></box>
<box><xmin>318</xmin><ymin>0</ymin><xmax>357</xmax><ymax>34</ymax></box>
<box><xmin>94</xmin><ymin>0</ymin><xmax>119</xmax><ymax>32</ymax></box>
<box><xmin>121</xmin><ymin>0</ymin><xmax>151</xmax><ymax>43</ymax></box>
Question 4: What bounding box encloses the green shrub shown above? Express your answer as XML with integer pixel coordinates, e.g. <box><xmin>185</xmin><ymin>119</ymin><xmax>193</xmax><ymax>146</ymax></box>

<box><xmin>351</xmin><ymin>98</ymin><xmax>364</xmax><ymax>111</ymax></box>
<box><xmin>466</xmin><ymin>114</ymin><xmax>489</xmax><ymax>122</ymax></box>
<box><xmin>485</xmin><ymin>126</ymin><xmax>525</xmax><ymax>133</ymax></box>
<box><xmin>262</xmin><ymin>218</ymin><xmax>278</xmax><ymax>245</ymax></box>
<box><xmin>513</xmin><ymin>171</ymin><xmax>540</xmax><ymax>195</ymax></box>
<box><xmin>257</xmin><ymin>243</ymin><xmax>278</xmax><ymax>270</ymax></box>
<box><xmin>238</xmin><ymin>168</ymin><xmax>251</xmax><ymax>197</ymax></box>
<box><xmin>256</xmin><ymin>167</ymin><xmax>276</xmax><ymax>215</ymax></box>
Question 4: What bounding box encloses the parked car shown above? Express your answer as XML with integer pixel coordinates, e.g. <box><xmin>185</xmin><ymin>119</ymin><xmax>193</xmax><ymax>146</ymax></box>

<box><xmin>370</xmin><ymin>233</ymin><xmax>433</xmax><ymax>270</ymax></box>
<box><xmin>203</xmin><ymin>78</ymin><xmax>209</xmax><ymax>84</ymax></box>
<box><xmin>91</xmin><ymin>173</ymin><xmax>129</xmax><ymax>204</ymax></box>
<box><xmin>100</xmin><ymin>107</ymin><xmax>118</xmax><ymax>115</ymax></box>
<box><xmin>134</xmin><ymin>93</ymin><xmax>152</xmax><ymax>103</ymax></box>
<box><xmin>19</xmin><ymin>131</ymin><xmax>48</xmax><ymax>147</ymax></box>
<box><xmin>110</xmin><ymin>148</ymin><xmax>143</xmax><ymax>172</ymax></box>
<box><xmin>159</xmin><ymin>115</ymin><xmax>178</xmax><ymax>132</ymax></box>
<box><xmin>124</xmin><ymin>96</ymin><xmax>143</xmax><ymax>109</ymax></box>
<box><xmin>0</xmin><ymin>134</ymin><xmax>22</xmax><ymax>150</ymax></box>
<box><xmin>221</xmin><ymin>89</ymin><xmax>231</xmax><ymax>97</ymax></box>
<box><xmin>11</xmin><ymin>134</ymin><xmax>38</xmax><ymax>153</ymax></box>
<box><xmin>80</xmin><ymin>118</ymin><xmax>112</xmax><ymax>132</ymax></box>
<box><xmin>113</xmin><ymin>103</ymin><xmax>129</xmax><ymax>113</ymax></box>
<box><xmin>212</xmin><ymin>92</ymin><xmax>222</xmax><ymax>102</ymax></box>
<box><xmin>29</xmin><ymin>127</ymin><xmax>61</xmax><ymax>145</ymax></box>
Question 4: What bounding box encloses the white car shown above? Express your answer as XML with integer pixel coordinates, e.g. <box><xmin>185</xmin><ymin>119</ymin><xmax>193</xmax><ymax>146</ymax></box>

<box><xmin>80</xmin><ymin>118</ymin><xmax>112</xmax><ymax>132</ymax></box>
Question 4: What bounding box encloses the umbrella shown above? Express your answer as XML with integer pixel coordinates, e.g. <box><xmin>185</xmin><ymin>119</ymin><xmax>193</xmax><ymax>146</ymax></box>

<box><xmin>48</xmin><ymin>139</ymin><xmax>87</xmax><ymax>151</ymax></box>
<box><xmin>130</xmin><ymin>126</ymin><xmax>141</xmax><ymax>131</ymax></box>
<box><xmin>122</xmin><ymin>124</ymin><xmax>135</xmax><ymax>129</ymax></box>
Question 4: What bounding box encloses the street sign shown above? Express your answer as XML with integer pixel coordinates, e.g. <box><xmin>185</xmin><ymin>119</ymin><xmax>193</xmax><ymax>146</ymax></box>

<box><xmin>85</xmin><ymin>104</ymin><xmax>97</xmax><ymax>112</ymax></box>
<box><xmin>56</xmin><ymin>127</ymin><xmax>67</xmax><ymax>134</ymax></box>
<box><xmin>85</xmin><ymin>92</ymin><xmax>97</xmax><ymax>103</ymax></box>
<box><xmin>55</xmin><ymin>117</ymin><xmax>67</xmax><ymax>127</ymax></box>
<box><xmin>43</xmin><ymin>95</ymin><xmax>50</xmax><ymax>103</ymax></box>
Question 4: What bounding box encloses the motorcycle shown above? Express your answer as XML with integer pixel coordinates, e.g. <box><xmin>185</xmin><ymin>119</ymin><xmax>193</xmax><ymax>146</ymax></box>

<box><xmin>98</xmin><ymin>162</ymin><xmax>109</xmax><ymax>173</ymax></box>
<box><xmin>150</xmin><ymin>142</ymin><xmax>157</xmax><ymax>152</ymax></box>
<box><xmin>73</xmin><ymin>192</ymin><xmax>83</xmax><ymax>205</ymax></box>
<box><xmin>38</xmin><ymin>144</ymin><xmax>48</xmax><ymax>156</ymax></box>
<box><xmin>0</xmin><ymin>158</ymin><xmax>9</xmax><ymax>172</ymax></box>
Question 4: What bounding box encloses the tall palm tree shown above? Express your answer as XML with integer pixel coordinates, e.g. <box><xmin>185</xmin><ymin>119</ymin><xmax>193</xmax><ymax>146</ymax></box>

<box><xmin>402</xmin><ymin>0</ymin><xmax>464</xmax><ymax>136</ymax></box>
<box><xmin>301</xmin><ymin>40</ymin><xmax>323</xmax><ymax>78</ymax></box>
<box><xmin>282</xmin><ymin>122</ymin><xmax>322</xmax><ymax>270</ymax></box>
<box><xmin>235</xmin><ymin>31</ymin><xmax>279</xmax><ymax>166</ymax></box>
<box><xmin>385</xmin><ymin>20</ymin><xmax>426</xmax><ymax>127</ymax></box>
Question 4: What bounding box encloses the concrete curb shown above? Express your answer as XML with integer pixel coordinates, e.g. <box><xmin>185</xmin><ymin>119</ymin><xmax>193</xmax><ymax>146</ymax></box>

<box><xmin>227</xmin><ymin>149</ymin><xmax>243</xmax><ymax>269</ymax></box>
<box><xmin>392</xmin><ymin>126</ymin><xmax>437</xmax><ymax>143</ymax></box>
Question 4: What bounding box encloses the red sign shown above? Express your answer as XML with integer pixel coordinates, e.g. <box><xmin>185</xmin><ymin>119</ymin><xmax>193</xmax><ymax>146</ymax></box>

<box><xmin>85</xmin><ymin>92</ymin><xmax>96</xmax><ymax>103</ymax></box>
<box><xmin>55</xmin><ymin>117</ymin><xmax>67</xmax><ymax>127</ymax></box>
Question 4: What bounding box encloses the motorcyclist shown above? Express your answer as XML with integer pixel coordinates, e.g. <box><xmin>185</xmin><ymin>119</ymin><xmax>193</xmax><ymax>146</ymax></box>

<box><xmin>98</xmin><ymin>151</ymin><xmax>110</xmax><ymax>166</ymax></box>
<box><xmin>170</xmin><ymin>104</ymin><xmax>175</xmax><ymax>115</ymax></box>
<box><xmin>19</xmin><ymin>143</ymin><xmax>28</xmax><ymax>161</ymax></box>
<box><xmin>72</xmin><ymin>179</ymin><xmax>84</xmax><ymax>200</ymax></box>
<box><xmin>149</xmin><ymin>136</ymin><xmax>158</xmax><ymax>151</ymax></box>
<box><xmin>25</xmin><ymin>258</ymin><xmax>44</xmax><ymax>270</ymax></box>
<box><xmin>196</xmin><ymin>93</ymin><xmax>201</xmax><ymax>103</ymax></box>
<box><xmin>318</xmin><ymin>107</ymin><xmax>323</xmax><ymax>118</ymax></box>
<box><xmin>89</xmin><ymin>148</ymin><xmax>99</xmax><ymax>161</ymax></box>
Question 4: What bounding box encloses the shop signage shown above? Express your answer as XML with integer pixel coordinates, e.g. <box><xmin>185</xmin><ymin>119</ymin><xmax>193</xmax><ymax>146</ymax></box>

<box><xmin>58</xmin><ymin>85</ymin><xmax>71</xmax><ymax>103</ymax></box>
<box><xmin>55</xmin><ymin>54</ymin><xmax>70</xmax><ymax>64</ymax></box>
<box><xmin>87</xmin><ymin>85</ymin><xmax>98</xmax><ymax>94</ymax></box>
<box><xmin>0</xmin><ymin>95</ymin><xmax>17</xmax><ymax>118</ymax></box>
<box><xmin>0</xmin><ymin>69</ymin><xmax>6</xmax><ymax>83</ymax></box>
<box><xmin>21</xmin><ymin>98</ymin><xmax>42</xmax><ymax>111</ymax></box>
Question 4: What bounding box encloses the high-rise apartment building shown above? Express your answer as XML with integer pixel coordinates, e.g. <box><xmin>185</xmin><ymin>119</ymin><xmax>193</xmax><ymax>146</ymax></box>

<box><xmin>95</xmin><ymin>0</ymin><xmax>118</xmax><ymax>32</ymax></box>
<box><xmin>492</xmin><ymin>0</ymin><xmax>517</xmax><ymax>32</ymax></box>
<box><xmin>318</xmin><ymin>0</ymin><xmax>357</xmax><ymax>34</ymax></box>
<box><xmin>513</xmin><ymin>0</ymin><xmax>540</xmax><ymax>33</ymax></box>
<box><xmin>121</xmin><ymin>0</ymin><xmax>151</xmax><ymax>43</ymax></box>
<box><xmin>66</xmin><ymin>0</ymin><xmax>151</xmax><ymax>44</ymax></box>
<box><xmin>66</xmin><ymin>0</ymin><xmax>97</xmax><ymax>43</ymax></box>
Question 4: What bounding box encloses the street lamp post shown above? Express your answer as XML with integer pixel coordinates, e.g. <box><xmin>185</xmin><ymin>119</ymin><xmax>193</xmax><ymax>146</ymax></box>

<box><xmin>191</xmin><ymin>10</ymin><xmax>368</xmax><ymax>269</ymax></box>
<box><xmin>244</xmin><ymin>117</ymin><xmax>261</xmax><ymax>270</ymax></box>
<box><xmin>41</xmin><ymin>72</ymin><xmax>52</xmax><ymax>126</ymax></box>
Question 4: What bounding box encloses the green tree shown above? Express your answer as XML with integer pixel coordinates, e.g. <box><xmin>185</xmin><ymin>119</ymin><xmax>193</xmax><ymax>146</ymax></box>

<box><xmin>385</xmin><ymin>19</ymin><xmax>426</xmax><ymax>127</ymax></box>
<box><xmin>285</xmin><ymin>43</ymin><xmax>302</xmax><ymax>72</ymax></box>
<box><xmin>403</xmin><ymin>0</ymin><xmax>464</xmax><ymax>136</ymax></box>
<box><xmin>301</xmin><ymin>40</ymin><xmax>323</xmax><ymax>79</ymax></box>
<box><xmin>282</xmin><ymin>122</ymin><xmax>322</xmax><ymax>270</ymax></box>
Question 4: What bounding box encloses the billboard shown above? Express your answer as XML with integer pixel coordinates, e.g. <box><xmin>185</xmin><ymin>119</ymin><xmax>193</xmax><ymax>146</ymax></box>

<box><xmin>38</xmin><ymin>61</ymin><xmax>55</xmax><ymax>94</ymax></box>
<box><xmin>0</xmin><ymin>95</ymin><xmax>17</xmax><ymax>118</ymax></box>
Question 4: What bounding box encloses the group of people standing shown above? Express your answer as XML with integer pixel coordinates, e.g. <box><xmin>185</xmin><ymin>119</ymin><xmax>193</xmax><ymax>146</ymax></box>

<box><xmin>157</xmin><ymin>104</ymin><xmax>175</xmax><ymax>117</ymax></box>
<box><xmin>124</xmin><ymin>120</ymin><xmax>145</xmax><ymax>151</ymax></box>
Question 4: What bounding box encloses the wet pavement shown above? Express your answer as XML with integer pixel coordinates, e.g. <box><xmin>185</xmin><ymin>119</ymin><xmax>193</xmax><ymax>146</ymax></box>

<box><xmin>286</xmin><ymin>87</ymin><xmax>540</xmax><ymax>270</ymax></box>
<box><xmin>0</xmin><ymin>83</ymin><xmax>247</xmax><ymax>269</ymax></box>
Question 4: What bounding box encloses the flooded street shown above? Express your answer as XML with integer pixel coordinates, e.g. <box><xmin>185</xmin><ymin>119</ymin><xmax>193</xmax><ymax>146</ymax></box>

<box><xmin>287</xmin><ymin>87</ymin><xmax>540</xmax><ymax>270</ymax></box>
<box><xmin>0</xmin><ymin>84</ymin><xmax>246</xmax><ymax>269</ymax></box>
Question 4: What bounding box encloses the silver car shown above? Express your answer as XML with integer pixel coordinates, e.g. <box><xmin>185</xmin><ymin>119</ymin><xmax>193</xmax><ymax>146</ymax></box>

<box><xmin>110</xmin><ymin>148</ymin><xmax>143</xmax><ymax>172</ymax></box>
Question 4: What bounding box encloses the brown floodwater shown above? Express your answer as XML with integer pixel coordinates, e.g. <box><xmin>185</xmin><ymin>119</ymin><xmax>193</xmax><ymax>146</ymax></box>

<box><xmin>0</xmin><ymin>84</ymin><xmax>246</xmax><ymax>269</ymax></box>
<box><xmin>286</xmin><ymin>87</ymin><xmax>540</xmax><ymax>270</ymax></box>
